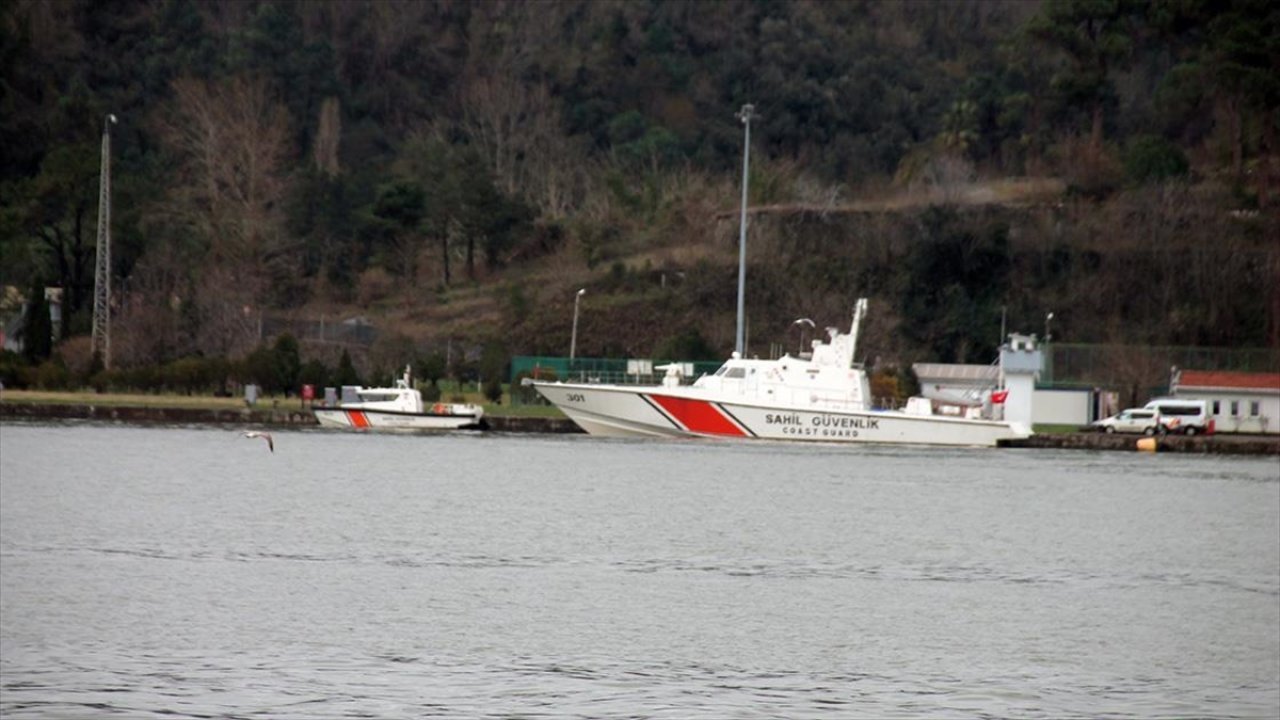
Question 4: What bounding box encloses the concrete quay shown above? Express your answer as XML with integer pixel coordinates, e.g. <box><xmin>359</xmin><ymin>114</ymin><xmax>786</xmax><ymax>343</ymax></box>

<box><xmin>999</xmin><ymin>432</ymin><xmax>1279</xmax><ymax>455</ymax></box>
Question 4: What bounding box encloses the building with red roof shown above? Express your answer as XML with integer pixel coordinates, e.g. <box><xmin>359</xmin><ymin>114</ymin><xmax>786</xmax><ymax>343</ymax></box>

<box><xmin>1170</xmin><ymin>369</ymin><xmax>1280</xmax><ymax>434</ymax></box>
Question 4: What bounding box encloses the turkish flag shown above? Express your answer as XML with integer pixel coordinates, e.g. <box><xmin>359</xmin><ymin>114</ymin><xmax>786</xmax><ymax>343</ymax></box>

<box><xmin>991</xmin><ymin>390</ymin><xmax>1009</xmax><ymax>404</ymax></box>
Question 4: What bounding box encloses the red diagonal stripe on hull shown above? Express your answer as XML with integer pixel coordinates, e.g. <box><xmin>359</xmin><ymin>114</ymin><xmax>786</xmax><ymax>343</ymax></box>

<box><xmin>348</xmin><ymin>410</ymin><xmax>370</xmax><ymax>429</ymax></box>
<box><xmin>648</xmin><ymin>395</ymin><xmax>746</xmax><ymax>437</ymax></box>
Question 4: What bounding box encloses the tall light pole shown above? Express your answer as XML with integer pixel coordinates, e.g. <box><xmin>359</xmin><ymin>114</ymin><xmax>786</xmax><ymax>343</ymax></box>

<box><xmin>91</xmin><ymin>113</ymin><xmax>118</xmax><ymax>368</ymax></box>
<box><xmin>569</xmin><ymin>288</ymin><xmax>586</xmax><ymax>361</ymax></box>
<box><xmin>792</xmin><ymin>317</ymin><xmax>814</xmax><ymax>356</ymax></box>
<box><xmin>1044</xmin><ymin>311</ymin><xmax>1054</xmax><ymax>344</ymax></box>
<box><xmin>734</xmin><ymin>103</ymin><xmax>756</xmax><ymax>357</ymax></box>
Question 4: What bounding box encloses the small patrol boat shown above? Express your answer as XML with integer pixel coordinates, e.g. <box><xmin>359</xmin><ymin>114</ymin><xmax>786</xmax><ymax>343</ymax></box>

<box><xmin>313</xmin><ymin>366</ymin><xmax>485</xmax><ymax>431</ymax></box>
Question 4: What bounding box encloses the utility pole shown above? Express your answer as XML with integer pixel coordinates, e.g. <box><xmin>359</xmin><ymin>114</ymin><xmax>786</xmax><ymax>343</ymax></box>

<box><xmin>734</xmin><ymin>103</ymin><xmax>756</xmax><ymax>357</ymax></box>
<box><xmin>91</xmin><ymin>114</ymin><xmax>118</xmax><ymax>368</ymax></box>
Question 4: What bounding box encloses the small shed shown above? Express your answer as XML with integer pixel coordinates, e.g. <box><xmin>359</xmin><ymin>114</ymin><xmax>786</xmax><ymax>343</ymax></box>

<box><xmin>1170</xmin><ymin>369</ymin><xmax>1280</xmax><ymax>435</ymax></box>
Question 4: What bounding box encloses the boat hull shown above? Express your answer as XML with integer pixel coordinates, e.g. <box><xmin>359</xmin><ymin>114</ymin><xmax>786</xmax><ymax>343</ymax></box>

<box><xmin>313</xmin><ymin>408</ymin><xmax>485</xmax><ymax>432</ymax></box>
<box><xmin>533</xmin><ymin>382</ymin><xmax>1029</xmax><ymax>447</ymax></box>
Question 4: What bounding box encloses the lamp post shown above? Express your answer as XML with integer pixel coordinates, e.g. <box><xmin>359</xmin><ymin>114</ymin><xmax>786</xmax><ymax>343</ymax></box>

<box><xmin>735</xmin><ymin>103</ymin><xmax>756</xmax><ymax>357</ymax></box>
<box><xmin>569</xmin><ymin>288</ymin><xmax>586</xmax><ymax>362</ymax></box>
<box><xmin>1045</xmin><ymin>311</ymin><xmax>1054</xmax><ymax>344</ymax></box>
<box><xmin>792</xmin><ymin>317</ymin><xmax>814</xmax><ymax>356</ymax></box>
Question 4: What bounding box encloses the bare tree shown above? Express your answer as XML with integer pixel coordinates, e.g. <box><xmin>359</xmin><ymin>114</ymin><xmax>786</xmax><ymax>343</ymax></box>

<box><xmin>152</xmin><ymin>74</ymin><xmax>293</xmax><ymax>355</ymax></box>
<box><xmin>458</xmin><ymin>1</ymin><xmax>594</xmax><ymax>217</ymax></box>
<box><xmin>154</xmin><ymin>75</ymin><xmax>292</xmax><ymax>264</ymax></box>
<box><xmin>313</xmin><ymin>96</ymin><xmax>341</xmax><ymax>177</ymax></box>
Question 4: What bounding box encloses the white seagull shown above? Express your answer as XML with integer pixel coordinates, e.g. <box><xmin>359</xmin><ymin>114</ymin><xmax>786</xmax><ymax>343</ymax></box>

<box><xmin>242</xmin><ymin>431</ymin><xmax>274</xmax><ymax>453</ymax></box>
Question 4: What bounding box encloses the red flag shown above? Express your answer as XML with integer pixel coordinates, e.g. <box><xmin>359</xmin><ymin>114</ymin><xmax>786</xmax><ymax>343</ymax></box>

<box><xmin>991</xmin><ymin>390</ymin><xmax>1009</xmax><ymax>404</ymax></box>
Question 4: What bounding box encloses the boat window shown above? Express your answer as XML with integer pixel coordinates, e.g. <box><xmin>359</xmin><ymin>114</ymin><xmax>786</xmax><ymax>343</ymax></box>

<box><xmin>724</xmin><ymin>367</ymin><xmax>746</xmax><ymax>379</ymax></box>
<box><xmin>714</xmin><ymin>366</ymin><xmax>728</xmax><ymax>376</ymax></box>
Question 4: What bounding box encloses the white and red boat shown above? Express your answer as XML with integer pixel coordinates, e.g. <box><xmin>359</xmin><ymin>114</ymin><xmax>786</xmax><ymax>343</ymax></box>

<box><xmin>530</xmin><ymin>300</ymin><xmax>1031</xmax><ymax>447</ymax></box>
<box><xmin>313</xmin><ymin>367</ymin><xmax>485</xmax><ymax>431</ymax></box>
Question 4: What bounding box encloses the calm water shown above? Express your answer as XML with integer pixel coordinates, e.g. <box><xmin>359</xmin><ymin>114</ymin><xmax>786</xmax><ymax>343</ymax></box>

<box><xmin>1</xmin><ymin>422</ymin><xmax>1277</xmax><ymax>719</ymax></box>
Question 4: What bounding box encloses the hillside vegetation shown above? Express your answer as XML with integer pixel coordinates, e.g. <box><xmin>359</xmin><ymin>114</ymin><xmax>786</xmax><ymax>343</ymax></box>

<box><xmin>1</xmin><ymin>0</ymin><xmax>1276</xmax><ymax>389</ymax></box>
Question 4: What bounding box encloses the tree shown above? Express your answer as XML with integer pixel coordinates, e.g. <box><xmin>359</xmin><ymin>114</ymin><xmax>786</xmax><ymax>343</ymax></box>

<box><xmin>298</xmin><ymin>358</ymin><xmax>329</xmax><ymax>389</ymax></box>
<box><xmin>455</xmin><ymin>156</ymin><xmax>534</xmax><ymax>275</ymax></box>
<box><xmin>6</xmin><ymin>144</ymin><xmax>100</xmax><ymax>337</ymax></box>
<box><xmin>334</xmin><ymin>348</ymin><xmax>361</xmax><ymax>387</ymax></box>
<box><xmin>1028</xmin><ymin>0</ymin><xmax>1142</xmax><ymax>154</ymax></box>
<box><xmin>1201</xmin><ymin>0</ymin><xmax>1280</xmax><ymax>203</ymax></box>
<box><xmin>272</xmin><ymin>333</ymin><xmax>302</xmax><ymax>396</ymax></box>
<box><xmin>368</xmin><ymin>180</ymin><xmax>426</xmax><ymax>278</ymax></box>
<box><xmin>20</xmin><ymin>280</ymin><xmax>52</xmax><ymax>363</ymax></box>
<box><xmin>153</xmin><ymin>75</ymin><xmax>295</xmax><ymax>337</ymax></box>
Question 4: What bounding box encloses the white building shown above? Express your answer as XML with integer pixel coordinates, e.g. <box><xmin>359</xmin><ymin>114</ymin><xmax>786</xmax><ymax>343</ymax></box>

<box><xmin>1170</xmin><ymin>369</ymin><xmax>1280</xmax><ymax>435</ymax></box>
<box><xmin>912</xmin><ymin>334</ymin><xmax>1095</xmax><ymax>429</ymax></box>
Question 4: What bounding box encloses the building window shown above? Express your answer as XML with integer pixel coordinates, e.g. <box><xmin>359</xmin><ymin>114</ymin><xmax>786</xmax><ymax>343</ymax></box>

<box><xmin>1250</xmin><ymin>400</ymin><xmax>1260</xmax><ymax>417</ymax></box>
<box><xmin>1230</xmin><ymin>400</ymin><xmax>1240</xmax><ymax>416</ymax></box>
<box><xmin>1212</xmin><ymin>400</ymin><xmax>1221</xmax><ymax>415</ymax></box>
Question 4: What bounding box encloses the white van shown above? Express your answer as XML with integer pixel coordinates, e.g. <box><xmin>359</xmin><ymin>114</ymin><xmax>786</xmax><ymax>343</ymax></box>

<box><xmin>1144</xmin><ymin>399</ymin><xmax>1213</xmax><ymax>435</ymax></box>
<box><xmin>1092</xmin><ymin>408</ymin><xmax>1162</xmax><ymax>435</ymax></box>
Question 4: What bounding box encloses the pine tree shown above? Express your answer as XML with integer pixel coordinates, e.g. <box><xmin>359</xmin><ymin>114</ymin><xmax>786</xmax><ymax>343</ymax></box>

<box><xmin>21</xmin><ymin>281</ymin><xmax>52</xmax><ymax>363</ymax></box>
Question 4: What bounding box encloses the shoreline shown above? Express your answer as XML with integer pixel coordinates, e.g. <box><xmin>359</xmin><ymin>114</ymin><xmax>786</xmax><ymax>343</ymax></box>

<box><xmin>0</xmin><ymin>401</ymin><xmax>584</xmax><ymax>434</ymax></box>
<box><xmin>2</xmin><ymin>402</ymin><xmax>1277</xmax><ymax>453</ymax></box>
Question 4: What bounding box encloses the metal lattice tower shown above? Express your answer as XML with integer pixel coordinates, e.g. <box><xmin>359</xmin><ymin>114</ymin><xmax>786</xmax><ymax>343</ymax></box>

<box><xmin>91</xmin><ymin>114</ymin><xmax>116</xmax><ymax>368</ymax></box>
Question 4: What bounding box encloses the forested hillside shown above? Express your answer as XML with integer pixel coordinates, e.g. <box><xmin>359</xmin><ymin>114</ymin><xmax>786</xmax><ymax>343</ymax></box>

<box><xmin>2</xmin><ymin>0</ymin><xmax>1277</xmax><ymax>389</ymax></box>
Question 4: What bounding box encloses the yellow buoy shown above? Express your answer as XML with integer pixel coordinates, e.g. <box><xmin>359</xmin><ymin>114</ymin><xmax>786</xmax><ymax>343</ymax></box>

<box><xmin>1136</xmin><ymin>437</ymin><xmax>1159</xmax><ymax>452</ymax></box>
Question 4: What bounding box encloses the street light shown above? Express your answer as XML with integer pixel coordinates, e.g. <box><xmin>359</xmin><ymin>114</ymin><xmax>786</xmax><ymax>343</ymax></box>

<box><xmin>1045</xmin><ymin>312</ymin><xmax>1054</xmax><ymax>344</ymax></box>
<box><xmin>792</xmin><ymin>317</ymin><xmax>814</xmax><ymax>356</ymax></box>
<box><xmin>734</xmin><ymin>103</ymin><xmax>756</xmax><ymax>357</ymax></box>
<box><xmin>569</xmin><ymin>288</ymin><xmax>586</xmax><ymax>361</ymax></box>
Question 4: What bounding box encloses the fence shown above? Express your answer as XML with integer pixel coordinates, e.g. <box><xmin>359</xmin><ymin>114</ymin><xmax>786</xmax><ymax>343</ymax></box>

<box><xmin>511</xmin><ymin>356</ymin><xmax>723</xmax><ymax>386</ymax></box>
<box><xmin>1044</xmin><ymin>343</ymin><xmax>1279</xmax><ymax>388</ymax></box>
<box><xmin>261</xmin><ymin>315</ymin><xmax>378</xmax><ymax>347</ymax></box>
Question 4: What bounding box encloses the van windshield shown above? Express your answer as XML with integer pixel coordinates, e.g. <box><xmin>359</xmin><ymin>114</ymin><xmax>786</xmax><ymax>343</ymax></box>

<box><xmin>1155</xmin><ymin>405</ymin><xmax>1201</xmax><ymax>416</ymax></box>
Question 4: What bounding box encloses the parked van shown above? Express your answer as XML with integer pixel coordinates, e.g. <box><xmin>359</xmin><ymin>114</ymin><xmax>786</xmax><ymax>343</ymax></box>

<box><xmin>1092</xmin><ymin>408</ymin><xmax>1162</xmax><ymax>435</ymax></box>
<box><xmin>1144</xmin><ymin>398</ymin><xmax>1214</xmax><ymax>435</ymax></box>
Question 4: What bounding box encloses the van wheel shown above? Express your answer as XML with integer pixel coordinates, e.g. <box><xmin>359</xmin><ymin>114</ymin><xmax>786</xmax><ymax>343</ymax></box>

<box><xmin>1184</xmin><ymin>426</ymin><xmax>1198</xmax><ymax>436</ymax></box>
<box><xmin>1143</xmin><ymin>427</ymin><xmax>1155</xmax><ymax>436</ymax></box>
<box><xmin>1105</xmin><ymin>426</ymin><xmax>1116</xmax><ymax>434</ymax></box>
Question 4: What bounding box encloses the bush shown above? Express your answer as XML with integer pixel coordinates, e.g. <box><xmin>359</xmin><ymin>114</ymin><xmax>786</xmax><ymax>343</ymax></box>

<box><xmin>0</xmin><ymin>351</ymin><xmax>28</xmax><ymax>389</ymax></box>
<box><xmin>34</xmin><ymin>359</ymin><xmax>70</xmax><ymax>389</ymax></box>
<box><xmin>483</xmin><ymin>376</ymin><xmax>503</xmax><ymax>404</ymax></box>
<box><xmin>1123</xmin><ymin>135</ymin><xmax>1189</xmax><ymax>185</ymax></box>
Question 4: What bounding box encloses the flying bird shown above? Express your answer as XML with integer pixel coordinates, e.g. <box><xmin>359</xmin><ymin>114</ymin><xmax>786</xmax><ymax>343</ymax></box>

<box><xmin>242</xmin><ymin>431</ymin><xmax>274</xmax><ymax>452</ymax></box>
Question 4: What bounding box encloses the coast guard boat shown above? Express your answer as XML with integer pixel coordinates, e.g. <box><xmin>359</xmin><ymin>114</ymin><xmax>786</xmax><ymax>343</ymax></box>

<box><xmin>313</xmin><ymin>366</ymin><xmax>485</xmax><ymax>431</ymax></box>
<box><xmin>530</xmin><ymin>300</ymin><xmax>1030</xmax><ymax>447</ymax></box>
